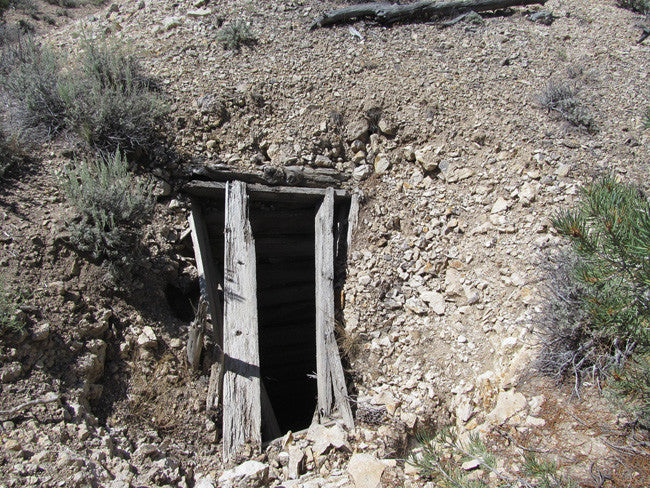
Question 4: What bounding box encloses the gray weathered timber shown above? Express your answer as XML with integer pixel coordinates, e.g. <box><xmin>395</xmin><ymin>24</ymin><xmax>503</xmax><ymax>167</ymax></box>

<box><xmin>190</xmin><ymin>163</ymin><xmax>348</xmax><ymax>188</ymax></box>
<box><xmin>184</xmin><ymin>180</ymin><xmax>349</xmax><ymax>203</ymax></box>
<box><xmin>222</xmin><ymin>181</ymin><xmax>262</xmax><ymax>461</ymax></box>
<box><xmin>315</xmin><ymin>189</ymin><xmax>354</xmax><ymax>428</ymax></box>
<box><xmin>315</xmin><ymin>190</ymin><xmax>334</xmax><ymax>419</ymax></box>
<box><xmin>206</xmin><ymin>361</ymin><xmax>223</xmax><ymax>412</ymax></box>
<box><xmin>346</xmin><ymin>192</ymin><xmax>360</xmax><ymax>251</ymax></box>
<box><xmin>187</xmin><ymin>298</ymin><xmax>207</xmax><ymax>370</ymax></box>
<box><xmin>189</xmin><ymin>198</ymin><xmax>223</xmax><ymax>346</ymax></box>
<box><xmin>310</xmin><ymin>0</ymin><xmax>547</xmax><ymax>29</ymax></box>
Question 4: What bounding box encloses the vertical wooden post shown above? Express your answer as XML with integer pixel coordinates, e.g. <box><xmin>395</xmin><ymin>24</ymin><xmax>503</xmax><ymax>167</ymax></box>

<box><xmin>315</xmin><ymin>191</ymin><xmax>335</xmax><ymax>418</ymax></box>
<box><xmin>222</xmin><ymin>181</ymin><xmax>262</xmax><ymax>461</ymax></box>
<box><xmin>315</xmin><ymin>188</ymin><xmax>354</xmax><ymax>429</ymax></box>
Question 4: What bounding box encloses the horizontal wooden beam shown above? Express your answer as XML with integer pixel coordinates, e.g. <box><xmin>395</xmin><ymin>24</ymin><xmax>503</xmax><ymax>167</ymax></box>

<box><xmin>184</xmin><ymin>180</ymin><xmax>350</xmax><ymax>203</ymax></box>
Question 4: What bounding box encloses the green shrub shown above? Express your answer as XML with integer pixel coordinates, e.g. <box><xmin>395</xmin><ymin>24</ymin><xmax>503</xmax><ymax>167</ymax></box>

<box><xmin>617</xmin><ymin>0</ymin><xmax>650</xmax><ymax>13</ymax></box>
<box><xmin>411</xmin><ymin>428</ymin><xmax>575</xmax><ymax>488</ymax></box>
<box><xmin>539</xmin><ymin>82</ymin><xmax>597</xmax><ymax>133</ymax></box>
<box><xmin>547</xmin><ymin>175</ymin><xmax>650</xmax><ymax>424</ymax></box>
<box><xmin>612</xmin><ymin>355</ymin><xmax>650</xmax><ymax>428</ymax></box>
<box><xmin>0</xmin><ymin>37</ymin><xmax>166</xmax><ymax>157</ymax></box>
<box><xmin>0</xmin><ymin>0</ymin><xmax>10</xmax><ymax>16</ymax></box>
<box><xmin>217</xmin><ymin>20</ymin><xmax>257</xmax><ymax>52</ymax></box>
<box><xmin>61</xmin><ymin>149</ymin><xmax>154</xmax><ymax>281</ymax></box>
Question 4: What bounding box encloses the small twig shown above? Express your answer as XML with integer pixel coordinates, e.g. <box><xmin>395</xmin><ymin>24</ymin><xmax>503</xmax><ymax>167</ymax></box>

<box><xmin>0</xmin><ymin>392</ymin><xmax>61</xmax><ymax>420</ymax></box>
<box><xmin>496</xmin><ymin>427</ymin><xmax>553</xmax><ymax>454</ymax></box>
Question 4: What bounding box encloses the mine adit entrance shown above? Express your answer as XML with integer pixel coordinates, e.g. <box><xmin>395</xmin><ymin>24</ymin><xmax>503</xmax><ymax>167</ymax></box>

<box><xmin>186</xmin><ymin>179</ymin><xmax>357</xmax><ymax>461</ymax></box>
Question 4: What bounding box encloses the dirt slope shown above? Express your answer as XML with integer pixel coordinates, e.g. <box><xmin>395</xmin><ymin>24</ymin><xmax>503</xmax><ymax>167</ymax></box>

<box><xmin>1</xmin><ymin>0</ymin><xmax>650</xmax><ymax>486</ymax></box>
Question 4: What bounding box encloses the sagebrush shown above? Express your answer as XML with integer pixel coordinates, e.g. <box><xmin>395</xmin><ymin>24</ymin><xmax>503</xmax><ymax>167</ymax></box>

<box><xmin>61</xmin><ymin>149</ymin><xmax>154</xmax><ymax>282</ymax></box>
<box><xmin>217</xmin><ymin>20</ymin><xmax>257</xmax><ymax>52</ymax></box>
<box><xmin>539</xmin><ymin>82</ymin><xmax>597</xmax><ymax>133</ymax></box>
<box><xmin>0</xmin><ymin>36</ymin><xmax>166</xmax><ymax>157</ymax></box>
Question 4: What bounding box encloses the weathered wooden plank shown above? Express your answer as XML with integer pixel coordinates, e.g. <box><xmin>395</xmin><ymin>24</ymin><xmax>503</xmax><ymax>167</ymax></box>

<box><xmin>190</xmin><ymin>163</ymin><xmax>348</xmax><ymax>188</ymax></box>
<box><xmin>209</xmin><ymin>236</ymin><xmax>315</xmax><ymax>260</ymax></box>
<box><xmin>222</xmin><ymin>181</ymin><xmax>262</xmax><ymax>461</ymax></box>
<box><xmin>206</xmin><ymin>361</ymin><xmax>223</xmax><ymax>412</ymax></box>
<box><xmin>346</xmin><ymin>193</ymin><xmax>360</xmax><ymax>250</ymax></box>
<box><xmin>315</xmin><ymin>190</ymin><xmax>334</xmax><ymax>420</ymax></box>
<box><xmin>187</xmin><ymin>298</ymin><xmax>207</xmax><ymax>370</ymax></box>
<box><xmin>205</xmin><ymin>208</ymin><xmax>316</xmax><ymax>236</ymax></box>
<box><xmin>185</xmin><ymin>180</ymin><xmax>349</xmax><ymax>203</ymax></box>
<box><xmin>189</xmin><ymin>198</ymin><xmax>224</xmax><ymax>347</ymax></box>
<box><xmin>315</xmin><ymin>188</ymin><xmax>354</xmax><ymax>428</ymax></box>
<box><xmin>258</xmin><ymin>283</ymin><xmax>315</xmax><ymax>307</ymax></box>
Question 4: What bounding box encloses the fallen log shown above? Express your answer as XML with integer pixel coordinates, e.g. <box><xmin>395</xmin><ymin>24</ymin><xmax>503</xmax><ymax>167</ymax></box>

<box><xmin>310</xmin><ymin>0</ymin><xmax>547</xmax><ymax>29</ymax></box>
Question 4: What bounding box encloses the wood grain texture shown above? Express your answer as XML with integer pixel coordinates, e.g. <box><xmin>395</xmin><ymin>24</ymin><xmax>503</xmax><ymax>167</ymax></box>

<box><xmin>189</xmin><ymin>198</ymin><xmax>223</xmax><ymax>346</ymax></box>
<box><xmin>315</xmin><ymin>189</ymin><xmax>335</xmax><ymax>419</ymax></box>
<box><xmin>222</xmin><ymin>181</ymin><xmax>262</xmax><ymax>461</ymax></box>
<box><xmin>184</xmin><ymin>180</ymin><xmax>349</xmax><ymax>203</ymax></box>
<box><xmin>315</xmin><ymin>189</ymin><xmax>354</xmax><ymax>428</ymax></box>
<box><xmin>311</xmin><ymin>0</ymin><xmax>547</xmax><ymax>28</ymax></box>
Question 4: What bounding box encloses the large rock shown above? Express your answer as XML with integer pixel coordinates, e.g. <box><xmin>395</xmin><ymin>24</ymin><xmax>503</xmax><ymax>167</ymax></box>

<box><xmin>346</xmin><ymin>119</ymin><xmax>370</xmax><ymax>142</ymax></box>
<box><xmin>420</xmin><ymin>290</ymin><xmax>445</xmax><ymax>315</ymax></box>
<box><xmin>348</xmin><ymin>453</ymin><xmax>385</xmax><ymax>488</ymax></box>
<box><xmin>414</xmin><ymin>145</ymin><xmax>443</xmax><ymax>172</ymax></box>
<box><xmin>306</xmin><ymin>423</ymin><xmax>350</xmax><ymax>455</ymax></box>
<box><xmin>374</xmin><ymin>154</ymin><xmax>391</xmax><ymax>175</ymax></box>
<box><xmin>218</xmin><ymin>460</ymin><xmax>269</xmax><ymax>488</ymax></box>
<box><xmin>488</xmin><ymin>390</ymin><xmax>527</xmax><ymax>424</ymax></box>
<box><xmin>137</xmin><ymin>326</ymin><xmax>158</xmax><ymax>349</ymax></box>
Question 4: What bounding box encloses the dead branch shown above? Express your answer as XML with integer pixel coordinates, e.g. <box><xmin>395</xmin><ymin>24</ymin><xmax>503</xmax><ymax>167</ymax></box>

<box><xmin>0</xmin><ymin>392</ymin><xmax>61</xmax><ymax>420</ymax></box>
<box><xmin>311</xmin><ymin>0</ymin><xmax>548</xmax><ymax>29</ymax></box>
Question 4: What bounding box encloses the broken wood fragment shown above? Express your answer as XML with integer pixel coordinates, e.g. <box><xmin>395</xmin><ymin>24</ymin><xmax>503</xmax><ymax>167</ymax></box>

<box><xmin>222</xmin><ymin>181</ymin><xmax>262</xmax><ymax>461</ymax></box>
<box><xmin>187</xmin><ymin>298</ymin><xmax>207</xmax><ymax>370</ymax></box>
<box><xmin>310</xmin><ymin>0</ymin><xmax>547</xmax><ymax>29</ymax></box>
<box><xmin>206</xmin><ymin>361</ymin><xmax>223</xmax><ymax>412</ymax></box>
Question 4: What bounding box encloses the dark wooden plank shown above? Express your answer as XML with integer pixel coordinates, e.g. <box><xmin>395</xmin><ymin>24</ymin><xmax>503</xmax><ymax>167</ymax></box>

<box><xmin>222</xmin><ymin>181</ymin><xmax>262</xmax><ymax>461</ymax></box>
<box><xmin>258</xmin><ymin>283</ymin><xmax>315</xmax><ymax>307</ymax></box>
<box><xmin>205</xmin><ymin>208</ymin><xmax>316</xmax><ymax>236</ymax></box>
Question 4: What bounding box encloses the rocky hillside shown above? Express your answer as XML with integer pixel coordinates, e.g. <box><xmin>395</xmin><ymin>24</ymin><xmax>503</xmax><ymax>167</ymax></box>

<box><xmin>1</xmin><ymin>0</ymin><xmax>649</xmax><ymax>487</ymax></box>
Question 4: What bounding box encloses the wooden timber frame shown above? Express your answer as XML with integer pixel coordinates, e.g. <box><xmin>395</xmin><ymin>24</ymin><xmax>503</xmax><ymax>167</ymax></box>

<box><xmin>184</xmin><ymin>179</ymin><xmax>356</xmax><ymax>462</ymax></box>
